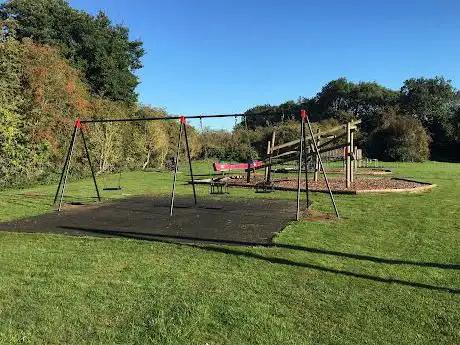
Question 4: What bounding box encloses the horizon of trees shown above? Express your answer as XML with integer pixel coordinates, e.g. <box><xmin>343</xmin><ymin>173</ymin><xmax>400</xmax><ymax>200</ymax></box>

<box><xmin>244</xmin><ymin>77</ymin><xmax>460</xmax><ymax>162</ymax></box>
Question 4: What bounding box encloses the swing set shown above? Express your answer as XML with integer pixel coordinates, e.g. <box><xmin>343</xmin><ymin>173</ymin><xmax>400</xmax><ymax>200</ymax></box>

<box><xmin>53</xmin><ymin>110</ymin><xmax>339</xmax><ymax>220</ymax></box>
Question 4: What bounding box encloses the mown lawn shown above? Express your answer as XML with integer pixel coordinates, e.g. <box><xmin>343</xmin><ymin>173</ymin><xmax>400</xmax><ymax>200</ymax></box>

<box><xmin>0</xmin><ymin>161</ymin><xmax>459</xmax><ymax>344</ymax></box>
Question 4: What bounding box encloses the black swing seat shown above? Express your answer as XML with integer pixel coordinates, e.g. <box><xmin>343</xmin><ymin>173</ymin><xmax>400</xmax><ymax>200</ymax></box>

<box><xmin>103</xmin><ymin>187</ymin><xmax>122</xmax><ymax>191</ymax></box>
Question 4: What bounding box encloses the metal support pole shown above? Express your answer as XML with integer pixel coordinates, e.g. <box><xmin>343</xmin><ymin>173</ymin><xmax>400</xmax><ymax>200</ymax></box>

<box><xmin>304</xmin><ymin>111</ymin><xmax>340</xmax><ymax>218</ymax></box>
<box><xmin>58</xmin><ymin>126</ymin><xmax>79</xmax><ymax>212</ymax></box>
<box><xmin>183</xmin><ymin>122</ymin><xmax>197</xmax><ymax>206</ymax></box>
<box><xmin>303</xmin><ymin>122</ymin><xmax>310</xmax><ymax>210</ymax></box>
<box><xmin>314</xmin><ymin>129</ymin><xmax>320</xmax><ymax>182</ymax></box>
<box><xmin>53</xmin><ymin>126</ymin><xmax>77</xmax><ymax>204</ymax></box>
<box><xmin>170</xmin><ymin>121</ymin><xmax>183</xmax><ymax>217</ymax></box>
<box><xmin>296</xmin><ymin>119</ymin><xmax>304</xmax><ymax>221</ymax></box>
<box><xmin>80</xmin><ymin>128</ymin><xmax>101</xmax><ymax>202</ymax></box>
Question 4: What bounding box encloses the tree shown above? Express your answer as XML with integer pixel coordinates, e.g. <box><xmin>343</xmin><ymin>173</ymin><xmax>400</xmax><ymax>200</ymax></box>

<box><xmin>310</xmin><ymin>78</ymin><xmax>398</xmax><ymax>122</ymax></box>
<box><xmin>244</xmin><ymin>104</ymin><xmax>280</xmax><ymax>129</ymax></box>
<box><xmin>88</xmin><ymin>98</ymin><xmax>130</xmax><ymax>173</ymax></box>
<box><xmin>20</xmin><ymin>38</ymin><xmax>91</xmax><ymax>157</ymax></box>
<box><xmin>366</xmin><ymin>108</ymin><xmax>430</xmax><ymax>162</ymax></box>
<box><xmin>0</xmin><ymin>38</ymin><xmax>42</xmax><ymax>186</ymax></box>
<box><xmin>134</xmin><ymin>106</ymin><xmax>169</xmax><ymax>169</ymax></box>
<box><xmin>400</xmin><ymin>77</ymin><xmax>459</xmax><ymax>159</ymax></box>
<box><xmin>1</xmin><ymin>0</ymin><xmax>144</xmax><ymax>104</ymax></box>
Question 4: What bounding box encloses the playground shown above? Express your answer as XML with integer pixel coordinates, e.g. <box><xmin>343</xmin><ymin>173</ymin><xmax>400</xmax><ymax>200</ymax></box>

<box><xmin>0</xmin><ymin>111</ymin><xmax>454</xmax><ymax>345</ymax></box>
<box><xmin>1</xmin><ymin>110</ymin><xmax>435</xmax><ymax>244</ymax></box>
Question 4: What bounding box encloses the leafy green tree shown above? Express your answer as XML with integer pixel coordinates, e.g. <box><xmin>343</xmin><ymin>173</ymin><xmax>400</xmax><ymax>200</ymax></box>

<box><xmin>366</xmin><ymin>108</ymin><xmax>430</xmax><ymax>162</ymax></box>
<box><xmin>0</xmin><ymin>38</ymin><xmax>34</xmax><ymax>186</ymax></box>
<box><xmin>1</xmin><ymin>0</ymin><xmax>144</xmax><ymax>104</ymax></box>
<box><xmin>310</xmin><ymin>78</ymin><xmax>398</xmax><ymax>121</ymax></box>
<box><xmin>243</xmin><ymin>104</ymin><xmax>280</xmax><ymax>129</ymax></box>
<box><xmin>400</xmin><ymin>77</ymin><xmax>459</xmax><ymax>159</ymax></box>
<box><xmin>134</xmin><ymin>106</ymin><xmax>169</xmax><ymax>169</ymax></box>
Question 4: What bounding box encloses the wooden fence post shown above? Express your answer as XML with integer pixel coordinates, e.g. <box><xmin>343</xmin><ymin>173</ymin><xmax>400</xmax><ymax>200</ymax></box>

<box><xmin>346</xmin><ymin>122</ymin><xmax>351</xmax><ymax>188</ymax></box>
<box><xmin>350</xmin><ymin>128</ymin><xmax>354</xmax><ymax>184</ymax></box>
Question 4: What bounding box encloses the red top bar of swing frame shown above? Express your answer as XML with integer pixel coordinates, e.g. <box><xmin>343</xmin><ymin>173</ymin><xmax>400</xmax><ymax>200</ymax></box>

<box><xmin>300</xmin><ymin>109</ymin><xmax>308</xmax><ymax>120</ymax></box>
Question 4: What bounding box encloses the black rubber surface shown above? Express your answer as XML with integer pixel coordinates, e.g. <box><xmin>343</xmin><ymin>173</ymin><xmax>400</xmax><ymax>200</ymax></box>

<box><xmin>0</xmin><ymin>196</ymin><xmax>296</xmax><ymax>246</ymax></box>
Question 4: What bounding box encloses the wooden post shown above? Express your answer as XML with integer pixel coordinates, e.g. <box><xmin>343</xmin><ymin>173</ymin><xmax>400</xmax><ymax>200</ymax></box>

<box><xmin>357</xmin><ymin>149</ymin><xmax>362</xmax><ymax>168</ymax></box>
<box><xmin>268</xmin><ymin>130</ymin><xmax>276</xmax><ymax>183</ymax></box>
<box><xmin>265</xmin><ymin>140</ymin><xmax>271</xmax><ymax>182</ymax></box>
<box><xmin>350</xmin><ymin>129</ymin><xmax>354</xmax><ymax>184</ymax></box>
<box><xmin>354</xmin><ymin>146</ymin><xmax>359</xmax><ymax>173</ymax></box>
<box><xmin>346</xmin><ymin>122</ymin><xmax>351</xmax><ymax>188</ymax></box>
<box><xmin>246</xmin><ymin>160</ymin><xmax>251</xmax><ymax>183</ymax></box>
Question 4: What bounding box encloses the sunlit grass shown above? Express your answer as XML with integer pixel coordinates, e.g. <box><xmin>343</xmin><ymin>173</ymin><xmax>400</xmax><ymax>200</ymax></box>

<box><xmin>0</xmin><ymin>161</ymin><xmax>458</xmax><ymax>344</ymax></box>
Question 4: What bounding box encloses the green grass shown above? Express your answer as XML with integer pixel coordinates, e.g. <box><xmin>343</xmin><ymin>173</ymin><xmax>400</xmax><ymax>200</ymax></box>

<box><xmin>0</xmin><ymin>161</ymin><xmax>459</xmax><ymax>344</ymax></box>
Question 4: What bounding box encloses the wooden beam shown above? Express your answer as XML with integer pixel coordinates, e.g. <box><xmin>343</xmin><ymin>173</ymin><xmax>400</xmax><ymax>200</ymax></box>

<box><xmin>271</xmin><ymin>119</ymin><xmax>361</xmax><ymax>151</ymax></box>
<box><xmin>317</xmin><ymin>132</ymin><xmax>347</xmax><ymax>151</ymax></box>
<box><xmin>271</xmin><ymin>150</ymin><xmax>298</xmax><ymax>160</ymax></box>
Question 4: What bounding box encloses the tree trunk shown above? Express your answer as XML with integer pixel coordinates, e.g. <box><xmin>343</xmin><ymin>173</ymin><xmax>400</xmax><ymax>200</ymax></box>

<box><xmin>142</xmin><ymin>151</ymin><xmax>151</xmax><ymax>170</ymax></box>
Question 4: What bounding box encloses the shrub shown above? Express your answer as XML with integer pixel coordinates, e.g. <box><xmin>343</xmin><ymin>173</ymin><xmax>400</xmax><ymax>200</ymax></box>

<box><xmin>367</xmin><ymin>110</ymin><xmax>430</xmax><ymax>162</ymax></box>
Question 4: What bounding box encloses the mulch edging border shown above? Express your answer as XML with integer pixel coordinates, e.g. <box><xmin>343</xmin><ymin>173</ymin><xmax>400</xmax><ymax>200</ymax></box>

<box><xmin>217</xmin><ymin>177</ymin><xmax>436</xmax><ymax>195</ymax></box>
<box><xmin>353</xmin><ymin>177</ymin><xmax>436</xmax><ymax>195</ymax></box>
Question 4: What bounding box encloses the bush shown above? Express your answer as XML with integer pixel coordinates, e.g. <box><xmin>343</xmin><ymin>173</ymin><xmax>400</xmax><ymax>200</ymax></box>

<box><xmin>367</xmin><ymin>110</ymin><xmax>430</xmax><ymax>162</ymax></box>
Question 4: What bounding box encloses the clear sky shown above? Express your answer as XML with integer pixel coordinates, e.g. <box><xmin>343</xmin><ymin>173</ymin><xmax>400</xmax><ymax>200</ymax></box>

<box><xmin>68</xmin><ymin>0</ymin><xmax>459</xmax><ymax>129</ymax></box>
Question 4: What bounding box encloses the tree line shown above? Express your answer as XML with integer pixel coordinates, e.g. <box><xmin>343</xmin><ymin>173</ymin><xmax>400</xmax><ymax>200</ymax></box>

<box><xmin>1</xmin><ymin>0</ymin><xmax>459</xmax><ymax>189</ymax></box>
<box><xmin>244</xmin><ymin>77</ymin><xmax>460</xmax><ymax>162</ymax></box>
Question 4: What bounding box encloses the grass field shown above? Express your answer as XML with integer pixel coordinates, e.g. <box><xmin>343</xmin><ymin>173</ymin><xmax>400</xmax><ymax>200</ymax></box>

<box><xmin>0</xmin><ymin>161</ymin><xmax>459</xmax><ymax>344</ymax></box>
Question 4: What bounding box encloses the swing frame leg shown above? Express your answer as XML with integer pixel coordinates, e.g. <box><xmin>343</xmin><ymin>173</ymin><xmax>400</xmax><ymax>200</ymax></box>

<box><xmin>54</xmin><ymin>126</ymin><xmax>77</xmax><ymax>205</ymax></box>
<box><xmin>81</xmin><ymin>128</ymin><xmax>101</xmax><ymax>201</ymax></box>
<box><xmin>296</xmin><ymin>118</ymin><xmax>304</xmax><ymax>221</ymax></box>
<box><xmin>170</xmin><ymin>121</ymin><xmax>183</xmax><ymax>217</ymax></box>
<box><xmin>183</xmin><ymin>122</ymin><xmax>197</xmax><ymax>206</ymax></box>
<box><xmin>303</xmin><ymin>110</ymin><xmax>340</xmax><ymax>218</ymax></box>
<box><xmin>57</xmin><ymin>125</ymin><xmax>79</xmax><ymax>212</ymax></box>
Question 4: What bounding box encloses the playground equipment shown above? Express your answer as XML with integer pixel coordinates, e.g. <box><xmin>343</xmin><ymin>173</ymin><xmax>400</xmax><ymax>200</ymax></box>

<box><xmin>265</xmin><ymin>119</ymin><xmax>362</xmax><ymax>189</ymax></box>
<box><xmin>213</xmin><ymin>161</ymin><xmax>264</xmax><ymax>172</ymax></box>
<box><xmin>102</xmin><ymin>171</ymin><xmax>123</xmax><ymax>191</ymax></box>
<box><xmin>53</xmin><ymin>111</ymin><xmax>339</xmax><ymax>220</ymax></box>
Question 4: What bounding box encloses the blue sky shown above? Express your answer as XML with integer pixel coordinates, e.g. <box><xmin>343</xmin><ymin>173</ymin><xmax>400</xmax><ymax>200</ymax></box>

<box><xmin>69</xmin><ymin>0</ymin><xmax>459</xmax><ymax>129</ymax></box>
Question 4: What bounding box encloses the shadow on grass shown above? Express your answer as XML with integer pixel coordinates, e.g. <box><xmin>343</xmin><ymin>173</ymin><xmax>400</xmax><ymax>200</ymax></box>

<box><xmin>59</xmin><ymin>226</ymin><xmax>460</xmax><ymax>295</ymax></box>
